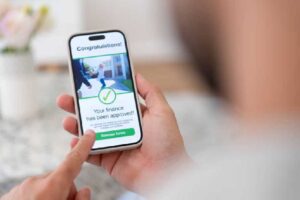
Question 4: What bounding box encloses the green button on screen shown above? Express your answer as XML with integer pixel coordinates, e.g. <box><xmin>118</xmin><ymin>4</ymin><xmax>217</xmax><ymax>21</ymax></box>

<box><xmin>96</xmin><ymin>128</ymin><xmax>135</xmax><ymax>140</ymax></box>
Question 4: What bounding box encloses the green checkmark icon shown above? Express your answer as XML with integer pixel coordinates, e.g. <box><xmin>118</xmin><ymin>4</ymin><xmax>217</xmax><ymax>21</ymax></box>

<box><xmin>98</xmin><ymin>87</ymin><xmax>116</xmax><ymax>104</ymax></box>
<box><xmin>103</xmin><ymin>90</ymin><xmax>112</xmax><ymax>102</ymax></box>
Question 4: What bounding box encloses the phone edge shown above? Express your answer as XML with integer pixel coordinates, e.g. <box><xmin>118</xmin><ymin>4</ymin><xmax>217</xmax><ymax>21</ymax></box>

<box><xmin>67</xmin><ymin>29</ymin><xmax>143</xmax><ymax>155</ymax></box>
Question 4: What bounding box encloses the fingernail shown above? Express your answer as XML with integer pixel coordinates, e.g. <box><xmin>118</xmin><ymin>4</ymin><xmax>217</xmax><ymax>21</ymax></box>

<box><xmin>85</xmin><ymin>130</ymin><xmax>95</xmax><ymax>136</ymax></box>
<box><xmin>85</xmin><ymin>187</ymin><xmax>92</xmax><ymax>197</ymax></box>
<box><xmin>86</xmin><ymin>187</ymin><xmax>91</xmax><ymax>193</ymax></box>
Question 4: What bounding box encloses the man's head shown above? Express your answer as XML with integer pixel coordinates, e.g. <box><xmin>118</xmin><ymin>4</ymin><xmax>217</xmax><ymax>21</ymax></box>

<box><xmin>171</xmin><ymin>0</ymin><xmax>300</xmax><ymax>121</ymax></box>
<box><xmin>171</xmin><ymin>0</ymin><xmax>222</xmax><ymax>96</ymax></box>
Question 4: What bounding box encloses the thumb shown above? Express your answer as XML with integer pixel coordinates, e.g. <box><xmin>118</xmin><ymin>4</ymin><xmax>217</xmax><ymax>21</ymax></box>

<box><xmin>75</xmin><ymin>188</ymin><xmax>91</xmax><ymax>200</ymax></box>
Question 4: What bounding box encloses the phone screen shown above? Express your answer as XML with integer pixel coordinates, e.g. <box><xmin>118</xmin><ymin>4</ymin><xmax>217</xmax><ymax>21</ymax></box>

<box><xmin>69</xmin><ymin>30</ymin><xmax>142</xmax><ymax>151</ymax></box>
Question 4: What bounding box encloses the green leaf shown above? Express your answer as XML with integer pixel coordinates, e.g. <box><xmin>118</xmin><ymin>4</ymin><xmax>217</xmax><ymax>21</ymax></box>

<box><xmin>1</xmin><ymin>46</ymin><xmax>30</xmax><ymax>54</ymax></box>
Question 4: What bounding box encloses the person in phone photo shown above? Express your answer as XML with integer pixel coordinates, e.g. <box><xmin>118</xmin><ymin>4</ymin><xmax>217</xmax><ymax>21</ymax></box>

<box><xmin>73</xmin><ymin>59</ymin><xmax>92</xmax><ymax>98</ymax></box>
<box><xmin>97</xmin><ymin>64</ymin><xmax>106</xmax><ymax>89</ymax></box>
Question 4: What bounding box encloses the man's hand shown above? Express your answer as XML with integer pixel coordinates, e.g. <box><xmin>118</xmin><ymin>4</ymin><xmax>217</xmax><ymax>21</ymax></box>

<box><xmin>1</xmin><ymin>131</ymin><xmax>95</xmax><ymax>200</ymax></box>
<box><xmin>56</xmin><ymin>73</ymin><xmax>192</xmax><ymax>193</ymax></box>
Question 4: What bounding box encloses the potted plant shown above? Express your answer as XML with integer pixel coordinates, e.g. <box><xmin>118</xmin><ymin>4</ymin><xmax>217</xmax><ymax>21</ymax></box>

<box><xmin>0</xmin><ymin>2</ymin><xmax>49</xmax><ymax>121</ymax></box>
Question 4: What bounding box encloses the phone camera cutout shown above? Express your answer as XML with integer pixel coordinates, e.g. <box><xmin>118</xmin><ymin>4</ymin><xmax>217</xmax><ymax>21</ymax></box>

<box><xmin>89</xmin><ymin>35</ymin><xmax>105</xmax><ymax>41</ymax></box>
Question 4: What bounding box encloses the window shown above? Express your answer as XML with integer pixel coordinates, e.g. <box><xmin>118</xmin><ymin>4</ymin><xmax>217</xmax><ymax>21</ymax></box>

<box><xmin>116</xmin><ymin>65</ymin><xmax>123</xmax><ymax>76</ymax></box>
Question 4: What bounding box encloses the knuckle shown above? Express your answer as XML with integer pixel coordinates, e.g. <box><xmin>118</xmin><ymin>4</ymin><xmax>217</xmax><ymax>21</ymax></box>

<box><xmin>164</xmin><ymin>107</ymin><xmax>175</xmax><ymax>115</ymax></box>
<box><xmin>168</xmin><ymin>106</ymin><xmax>176</xmax><ymax>115</ymax></box>
<box><xmin>60</xmin><ymin>164</ymin><xmax>74</xmax><ymax>177</ymax></box>
<box><xmin>45</xmin><ymin>177</ymin><xmax>59</xmax><ymax>188</ymax></box>
<box><xmin>68</xmin><ymin>149</ymin><xmax>84</xmax><ymax>163</ymax></box>
<box><xmin>167</xmin><ymin>109</ymin><xmax>175</xmax><ymax>117</ymax></box>
<box><xmin>151</xmin><ymin>85</ymin><xmax>162</xmax><ymax>94</ymax></box>
<box><xmin>158</xmin><ymin>105</ymin><xmax>175</xmax><ymax>117</ymax></box>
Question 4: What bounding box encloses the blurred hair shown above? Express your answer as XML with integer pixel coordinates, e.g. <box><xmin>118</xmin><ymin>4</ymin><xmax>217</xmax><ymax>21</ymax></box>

<box><xmin>171</xmin><ymin>0</ymin><xmax>223</xmax><ymax>96</ymax></box>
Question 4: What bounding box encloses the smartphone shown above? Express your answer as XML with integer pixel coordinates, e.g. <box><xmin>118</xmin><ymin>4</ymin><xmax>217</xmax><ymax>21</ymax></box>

<box><xmin>68</xmin><ymin>30</ymin><xmax>143</xmax><ymax>154</ymax></box>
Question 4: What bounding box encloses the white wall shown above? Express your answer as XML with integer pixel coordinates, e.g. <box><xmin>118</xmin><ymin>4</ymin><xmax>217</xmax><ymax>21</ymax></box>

<box><xmin>23</xmin><ymin>0</ymin><xmax>187</xmax><ymax>64</ymax></box>
<box><xmin>82</xmin><ymin>0</ymin><xmax>188</xmax><ymax>62</ymax></box>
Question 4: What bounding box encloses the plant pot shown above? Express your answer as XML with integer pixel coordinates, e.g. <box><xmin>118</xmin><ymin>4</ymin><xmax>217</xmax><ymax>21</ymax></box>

<box><xmin>0</xmin><ymin>51</ymin><xmax>39</xmax><ymax>121</ymax></box>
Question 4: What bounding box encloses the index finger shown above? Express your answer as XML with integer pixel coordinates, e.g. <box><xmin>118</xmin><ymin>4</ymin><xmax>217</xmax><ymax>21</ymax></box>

<box><xmin>51</xmin><ymin>130</ymin><xmax>95</xmax><ymax>184</ymax></box>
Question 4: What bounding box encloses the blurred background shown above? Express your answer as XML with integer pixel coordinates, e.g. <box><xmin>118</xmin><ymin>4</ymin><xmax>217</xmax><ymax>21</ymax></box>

<box><xmin>35</xmin><ymin>0</ymin><xmax>188</xmax><ymax>64</ymax></box>
<box><xmin>0</xmin><ymin>0</ymin><xmax>227</xmax><ymax>199</ymax></box>
<box><xmin>32</xmin><ymin>0</ymin><xmax>206</xmax><ymax>92</ymax></box>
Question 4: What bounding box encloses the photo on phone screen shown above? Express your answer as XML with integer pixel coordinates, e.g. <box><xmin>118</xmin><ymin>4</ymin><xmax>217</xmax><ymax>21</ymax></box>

<box><xmin>69</xmin><ymin>30</ymin><xmax>143</xmax><ymax>152</ymax></box>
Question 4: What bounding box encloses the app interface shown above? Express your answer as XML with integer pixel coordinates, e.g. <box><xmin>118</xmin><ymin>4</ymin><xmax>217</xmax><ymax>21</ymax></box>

<box><xmin>70</xmin><ymin>32</ymin><xmax>142</xmax><ymax>149</ymax></box>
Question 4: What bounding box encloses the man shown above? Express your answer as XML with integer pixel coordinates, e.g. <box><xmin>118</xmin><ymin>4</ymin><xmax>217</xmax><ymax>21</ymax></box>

<box><xmin>2</xmin><ymin>0</ymin><xmax>300</xmax><ymax>199</ymax></box>
<box><xmin>73</xmin><ymin>59</ymin><xmax>92</xmax><ymax>98</ymax></box>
